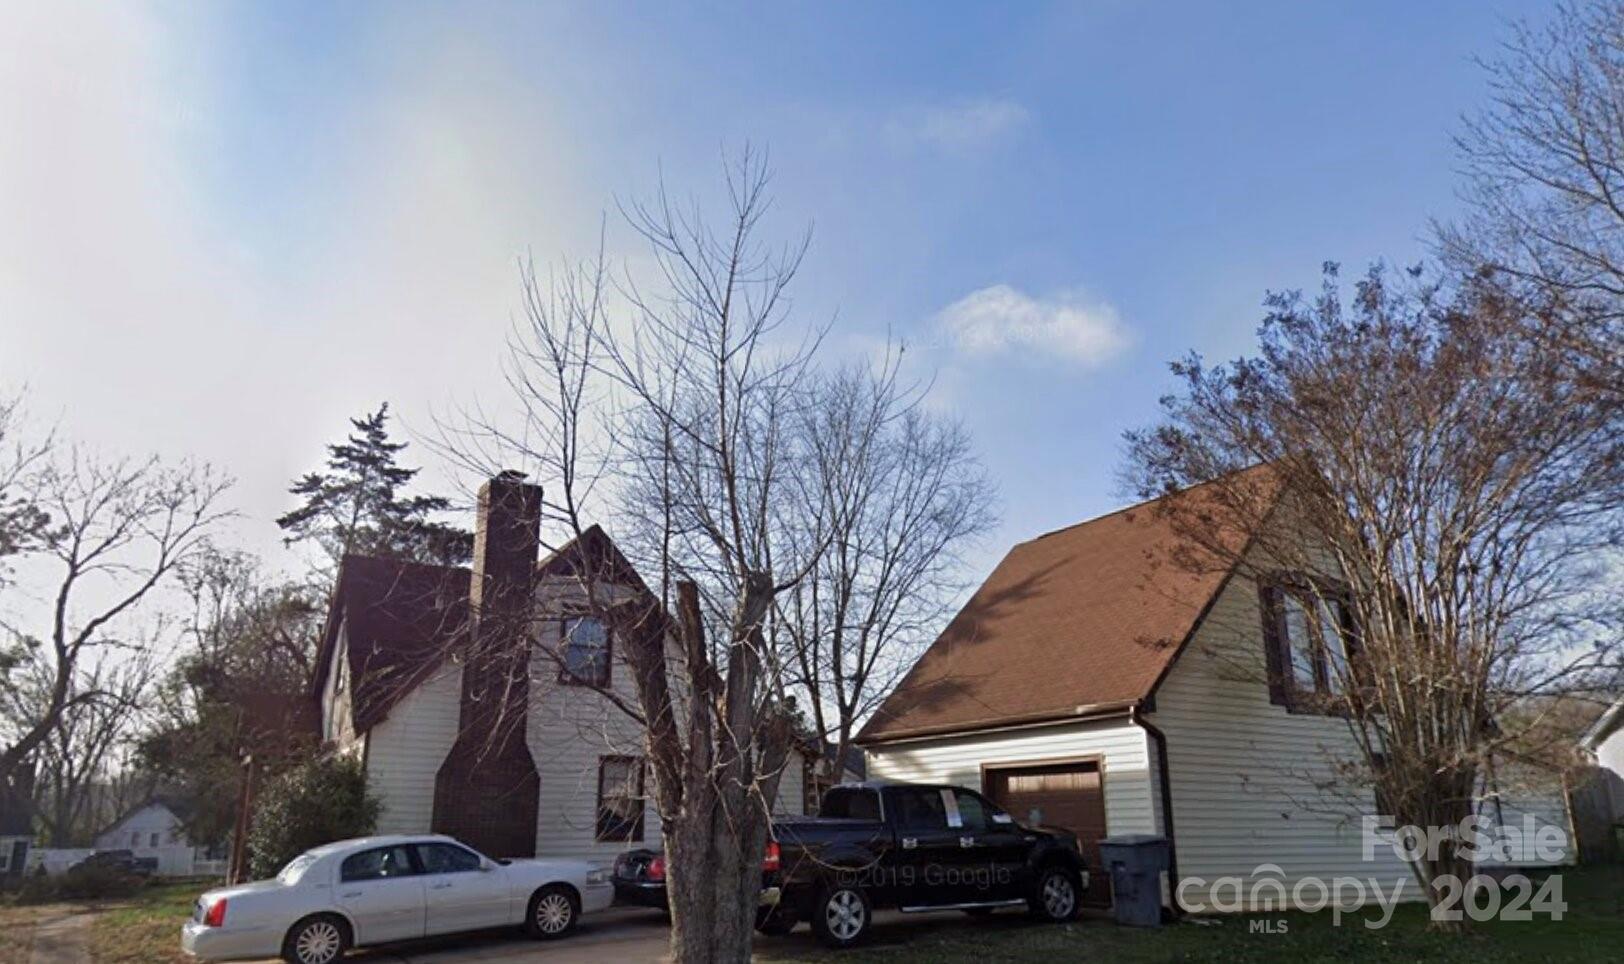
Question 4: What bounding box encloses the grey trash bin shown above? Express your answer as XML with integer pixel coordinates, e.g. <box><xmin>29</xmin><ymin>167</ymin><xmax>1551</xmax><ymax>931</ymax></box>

<box><xmin>1097</xmin><ymin>834</ymin><xmax>1169</xmax><ymax>927</ymax></box>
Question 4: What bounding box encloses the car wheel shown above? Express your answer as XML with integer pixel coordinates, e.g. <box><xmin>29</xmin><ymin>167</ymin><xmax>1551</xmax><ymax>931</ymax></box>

<box><xmin>1029</xmin><ymin>865</ymin><xmax>1080</xmax><ymax>922</ymax></box>
<box><xmin>755</xmin><ymin>904</ymin><xmax>797</xmax><ymax>936</ymax></box>
<box><xmin>811</xmin><ymin>884</ymin><xmax>870</xmax><ymax>948</ymax></box>
<box><xmin>281</xmin><ymin>914</ymin><xmax>349</xmax><ymax>964</ymax></box>
<box><xmin>526</xmin><ymin>884</ymin><xmax>580</xmax><ymax>940</ymax></box>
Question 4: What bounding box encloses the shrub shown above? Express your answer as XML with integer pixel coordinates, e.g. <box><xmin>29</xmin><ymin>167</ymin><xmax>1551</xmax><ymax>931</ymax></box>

<box><xmin>10</xmin><ymin>865</ymin><xmax>145</xmax><ymax>904</ymax></box>
<box><xmin>246</xmin><ymin>754</ymin><xmax>379</xmax><ymax>880</ymax></box>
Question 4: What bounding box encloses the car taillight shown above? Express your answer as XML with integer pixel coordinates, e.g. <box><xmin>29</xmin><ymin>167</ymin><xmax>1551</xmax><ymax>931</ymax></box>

<box><xmin>646</xmin><ymin>856</ymin><xmax>665</xmax><ymax>882</ymax></box>
<box><xmin>202</xmin><ymin>898</ymin><xmax>227</xmax><ymax>928</ymax></box>
<box><xmin>762</xmin><ymin>841</ymin><xmax>780</xmax><ymax>872</ymax></box>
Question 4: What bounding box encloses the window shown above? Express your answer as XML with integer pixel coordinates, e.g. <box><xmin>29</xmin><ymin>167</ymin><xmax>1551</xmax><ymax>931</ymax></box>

<box><xmin>894</xmin><ymin>787</ymin><xmax>950</xmax><ymax>831</ymax></box>
<box><xmin>1260</xmin><ymin>577</ymin><xmax>1356</xmax><ymax>711</ymax></box>
<box><xmin>952</xmin><ymin>790</ymin><xmax>992</xmax><ymax>832</ymax></box>
<box><xmin>415</xmin><ymin>842</ymin><xmax>483</xmax><ymax>874</ymax></box>
<box><xmin>149</xmin><ymin>832</ymin><xmax>159</xmax><ymax>848</ymax></box>
<box><xmin>820</xmin><ymin>787</ymin><xmax>881</xmax><ymax>822</ymax></box>
<box><xmin>130</xmin><ymin>831</ymin><xmax>141</xmax><ymax>847</ymax></box>
<box><xmin>340</xmin><ymin>845</ymin><xmax>418</xmax><ymax>882</ymax></box>
<box><xmin>560</xmin><ymin>617</ymin><xmax>611</xmax><ymax>686</ymax></box>
<box><xmin>278</xmin><ymin>852</ymin><xmax>320</xmax><ymax>884</ymax></box>
<box><xmin>596</xmin><ymin>756</ymin><xmax>644</xmax><ymax>842</ymax></box>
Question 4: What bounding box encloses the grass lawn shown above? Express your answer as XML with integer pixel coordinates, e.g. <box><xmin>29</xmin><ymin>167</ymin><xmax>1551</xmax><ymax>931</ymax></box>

<box><xmin>759</xmin><ymin>865</ymin><xmax>1624</xmax><ymax>963</ymax></box>
<box><xmin>86</xmin><ymin>880</ymin><xmax>202</xmax><ymax>964</ymax></box>
<box><xmin>0</xmin><ymin>879</ymin><xmax>205</xmax><ymax>964</ymax></box>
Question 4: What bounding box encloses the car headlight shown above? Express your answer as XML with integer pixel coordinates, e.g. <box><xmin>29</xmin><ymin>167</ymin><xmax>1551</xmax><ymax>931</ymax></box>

<box><xmin>587</xmin><ymin>868</ymin><xmax>609</xmax><ymax>885</ymax></box>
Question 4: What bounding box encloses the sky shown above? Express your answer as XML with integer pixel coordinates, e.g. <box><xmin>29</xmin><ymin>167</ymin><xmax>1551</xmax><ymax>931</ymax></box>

<box><xmin>0</xmin><ymin>0</ymin><xmax>1555</xmax><ymax>587</ymax></box>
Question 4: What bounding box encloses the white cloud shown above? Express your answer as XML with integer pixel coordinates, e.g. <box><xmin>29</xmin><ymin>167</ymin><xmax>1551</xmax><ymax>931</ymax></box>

<box><xmin>936</xmin><ymin>284</ymin><xmax>1129</xmax><ymax>366</ymax></box>
<box><xmin>888</xmin><ymin>97</ymin><xmax>1031</xmax><ymax>149</ymax></box>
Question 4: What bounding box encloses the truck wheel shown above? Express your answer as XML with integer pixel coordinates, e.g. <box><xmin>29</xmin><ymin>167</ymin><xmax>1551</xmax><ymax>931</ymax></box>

<box><xmin>281</xmin><ymin>914</ymin><xmax>350</xmax><ymax>964</ymax></box>
<box><xmin>1029</xmin><ymin>865</ymin><xmax>1080</xmax><ymax>922</ymax></box>
<box><xmin>755</xmin><ymin>904</ymin><xmax>798</xmax><ymax>936</ymax></box>
<box><xmin>811</xmin><ymin>884</ymin><xmax>871</xmax><ymax>948</ymax></box>
<box><xmin>526</xmin><ymin>884</ymin><xmax>580</xmax><ymax>939</ymax></box>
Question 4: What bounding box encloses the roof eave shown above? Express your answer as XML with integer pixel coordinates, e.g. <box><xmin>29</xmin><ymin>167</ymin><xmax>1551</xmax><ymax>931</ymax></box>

<box><xmin>855</xmin><ymin>699</ymin><xmax>1140</xmax><ymax>747</ymax></box>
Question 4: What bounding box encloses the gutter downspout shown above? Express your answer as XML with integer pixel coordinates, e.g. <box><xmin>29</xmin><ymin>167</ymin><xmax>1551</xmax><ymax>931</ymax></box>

<box><xmin>1131</xmin><ymin>703</ymin><xmax>1183</xmax><ymax>918</ymax></box>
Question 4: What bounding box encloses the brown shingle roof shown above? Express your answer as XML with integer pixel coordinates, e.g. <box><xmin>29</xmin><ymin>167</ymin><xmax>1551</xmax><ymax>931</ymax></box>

<box><xmin>856</xmin><ymin>473</ymin><xmax>1265</xmax><ymax>744</ymax></box>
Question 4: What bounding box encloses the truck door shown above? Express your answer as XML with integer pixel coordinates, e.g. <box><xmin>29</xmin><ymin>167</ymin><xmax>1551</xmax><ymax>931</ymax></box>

<box><xmin>888</xmin><ymin>786</ymin><xmax>976</xmax><ymax>907</ymax></box>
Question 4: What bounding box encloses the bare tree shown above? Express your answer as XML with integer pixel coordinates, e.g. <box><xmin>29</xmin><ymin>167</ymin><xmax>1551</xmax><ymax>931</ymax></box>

<box><xmin>1439</xmin><ymin>0</ymin><xmax>1624</xmax><ymax>393</ymax></box>
<box><xmin>0</xmin><ymin>392</ymin><xmax>50</xmax><ymax>588</ymax></box>
<box><xmin>776</xmin><ymin>362</ymin><xmax>996</xmax><ymax>785</ymax></box>
<box><xmin>3</xmin><ymin>650</ymin><xmax>158</xmax><ymax>846</ymax></box>
<box><xmin>0</xmin><ymin>448</ymin><xmax>231</xmax><ymax>793</ymax></box>
<box><xmin>1124</xmin><ymin>264</ymin><xmax>1621</xmax><ymax>928</ymax></box>
<box><xmin>440</xmin><ymin>151</ymin><xmax>837</xmax><ymax>962</ymax></box>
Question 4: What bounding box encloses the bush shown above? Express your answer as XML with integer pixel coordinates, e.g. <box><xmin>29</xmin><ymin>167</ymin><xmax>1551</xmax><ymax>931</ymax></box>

<box><xmin>10</xmin><ymin>865</ymin><xmax>145</xmax><ymax>904</ymax></box>
<box><xmin>246</xmin><ymin>754</ymin><xmax>379</xmax><ymax>880</ymax></box>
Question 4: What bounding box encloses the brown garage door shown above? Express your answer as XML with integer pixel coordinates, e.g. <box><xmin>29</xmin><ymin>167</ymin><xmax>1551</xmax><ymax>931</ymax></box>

<box><xmin>985</xmin><ymin>760</ymin><xmax>1110</xmax><ymax>905</ymax></box>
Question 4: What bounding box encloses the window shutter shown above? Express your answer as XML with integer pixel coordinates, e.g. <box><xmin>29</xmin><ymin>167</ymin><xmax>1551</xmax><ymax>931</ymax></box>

<box><xmin>1258</xmin><ymin>582</ymin><xmax>1289</xmax><ymax>708</ymax></box>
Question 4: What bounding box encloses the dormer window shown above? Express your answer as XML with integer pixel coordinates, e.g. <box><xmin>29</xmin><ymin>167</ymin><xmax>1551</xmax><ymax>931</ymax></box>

<box><xmin>559</xmin><ymin>616</ymin><xmax>611</xmax><ymax>686</ymax></box>
<box><xmin>1259</xmin><ymin>575</ymin><xmax>1357</xmax><ymax>712</ymax></box>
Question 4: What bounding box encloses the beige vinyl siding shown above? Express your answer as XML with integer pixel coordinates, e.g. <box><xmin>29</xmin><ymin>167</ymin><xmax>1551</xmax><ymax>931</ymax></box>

<box><xmin>1149</xmin><ymin>570</ymin><xmax>1419</xmax><ymax>909</ymax></box>
<box><xmin>366</xmin><ymin>662</ymin><xmax>463</xmax><ymax>835</ymax></box>
<box><xmin>864</xmin><ymin>717</ymin><xmax>1158</xmax><ymax>836</ymax></box>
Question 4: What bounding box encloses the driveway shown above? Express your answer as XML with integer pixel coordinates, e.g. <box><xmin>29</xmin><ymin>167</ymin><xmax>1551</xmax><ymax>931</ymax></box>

<box><xmin>349</xmin><ymin>907</ymin><xmax>673</xmax><ymax>963</ymax></box>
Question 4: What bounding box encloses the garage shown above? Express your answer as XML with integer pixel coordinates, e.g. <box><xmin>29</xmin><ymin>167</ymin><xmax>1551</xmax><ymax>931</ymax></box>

<box><xmin>984</xmin><ymin>758</ymin><xmax>1110</xmax><ymax>905</ymax></box>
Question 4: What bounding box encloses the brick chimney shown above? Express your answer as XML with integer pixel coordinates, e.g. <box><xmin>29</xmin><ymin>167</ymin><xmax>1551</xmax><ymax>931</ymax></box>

<box><xmin>432</xmin><ymin>472</ymin><xmax>543</xmax><ymax>857</ymax></box>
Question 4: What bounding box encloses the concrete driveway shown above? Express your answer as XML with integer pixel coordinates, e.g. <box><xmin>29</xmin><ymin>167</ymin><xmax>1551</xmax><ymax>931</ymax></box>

<box><xmin>346</xmin><ymin>907</ymin><xmax>674</xmax><ymax>963</ymax></box>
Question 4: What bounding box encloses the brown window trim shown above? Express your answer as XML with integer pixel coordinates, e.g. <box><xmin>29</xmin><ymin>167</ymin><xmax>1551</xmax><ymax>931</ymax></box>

<box><xmin>1258</xmin><ymin>573</ymin><xmax>1360</xmax><ymax>716</ymax></box>
<box><xmin>557</xmin><ymin>615</ymin><xmax>613</xmax><ymax>688</ymax></box>
<box><xmin>595</xmin><ymin>755</ymin><xmax>645</xmax><ymax>843</ymax></box>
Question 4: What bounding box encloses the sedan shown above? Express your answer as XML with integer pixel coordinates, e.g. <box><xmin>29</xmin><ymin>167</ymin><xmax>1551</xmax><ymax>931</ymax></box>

<box><xmin>181</xmin><ymin>834</ymin><xmax>613</xmax><ymax>964</ymax></box>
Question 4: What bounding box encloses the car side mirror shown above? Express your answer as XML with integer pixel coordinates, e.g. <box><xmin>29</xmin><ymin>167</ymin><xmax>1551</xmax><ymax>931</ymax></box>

<box><xmin>480</xmin><ymin>860</ymin><xmax>497</xmax><ymax>872</ymax></box>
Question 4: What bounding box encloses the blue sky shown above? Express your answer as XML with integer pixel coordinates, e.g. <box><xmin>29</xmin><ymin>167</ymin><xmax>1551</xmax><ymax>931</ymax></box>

<box><xmin>0</xmin><ymin>0</ymin><xmax>1551</xmax><ymax>579</ymax></box>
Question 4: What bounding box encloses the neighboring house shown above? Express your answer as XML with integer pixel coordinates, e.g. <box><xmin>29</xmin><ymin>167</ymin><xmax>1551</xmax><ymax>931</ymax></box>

<box><xmin>1580</xmin><ymin>696</ymin><xmax>1624</xmax><ymax>808</ymax></box>
<box><xmin>1574</xmin><ymin>696</ymin><xmax>1624</xmax><ymax>860</ymax></box>
<box><xmin>857</xmin><ymin>471</ymin><xmax>1565</xmax><ymax>912</ymax></box>
<box><xmin>92</xmin><ymin>798</ymin><xmax>207</xmax><ymax>877</ymax></box>
<box><xmin>0</xmin><ymin>771</ymin><xmax>31</xmax><ymax>879</ymax></box>
<box><xmin>314</xmin><ymin>473</ymin><xmax>816</xmax><ymax>869</ymax></box>
<box><xmin>801</xmin><ymin>741</ymin><xmax>867</xmax><ymax>814</ymax></box>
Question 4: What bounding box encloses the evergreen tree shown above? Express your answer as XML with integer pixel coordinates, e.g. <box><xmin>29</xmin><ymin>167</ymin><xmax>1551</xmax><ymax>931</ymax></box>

<box><xmin>277</xmin><ymin>404</ymin><xmax>472</xmax><ymax>568</ymax></box>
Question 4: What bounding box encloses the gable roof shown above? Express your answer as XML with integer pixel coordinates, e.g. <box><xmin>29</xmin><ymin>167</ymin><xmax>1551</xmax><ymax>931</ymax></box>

<box><xmin>314</xmin><ymin>555</ymin><xmax>473</xmax><ymax>734</ymax></box>
<box><xmin>857</xmin><ymin>472</ymin><xmax>1265</xmax><ymax>744</ymax></box>
<box><xmin>94</xmin><ymin>797</ymin><xmax>188</xmax><ymax>841</ymax></box>
<box><xmin>1581</xmin><ymin>696</ymin><xmax>1624</xmax><ymax>751</ymax></box>
<box><xmin>313</xmin><ymin>526</ymin><xmax>645</xmax><ymax>735</ymax></box>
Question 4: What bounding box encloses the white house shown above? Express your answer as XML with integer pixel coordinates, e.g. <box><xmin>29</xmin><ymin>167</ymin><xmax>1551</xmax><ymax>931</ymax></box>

<box><xmin>1575</xmin><ymin>696</ymin><xmax>1624</xmax><ymax>859</ymax></box>
<box><xmin>858</xmin><ymin>470</ymin><xmax>1570</xmax><ymax>912</ymax></box>
<box><xmin>315</xmin><ymin>474</ymin><xmax>820</xmax><ymax>869</ymax></box>
<box><xmin>92</xmin><ymin>798</ymin><xmax>208</xmax><ymax>877</ymax></box>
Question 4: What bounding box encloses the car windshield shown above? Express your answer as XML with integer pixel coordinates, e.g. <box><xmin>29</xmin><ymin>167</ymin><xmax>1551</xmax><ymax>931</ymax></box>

<box><xmin>277</xmin><ymin>852</ymin><xmax>320</xmax><ymax>884</ymax></box>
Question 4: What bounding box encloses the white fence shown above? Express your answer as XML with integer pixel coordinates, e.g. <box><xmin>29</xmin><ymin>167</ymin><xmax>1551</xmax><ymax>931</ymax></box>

<box><xmin>26</xmin><ymin>845</ymin><xmax>224</xmax><ymax>879</ymax></box>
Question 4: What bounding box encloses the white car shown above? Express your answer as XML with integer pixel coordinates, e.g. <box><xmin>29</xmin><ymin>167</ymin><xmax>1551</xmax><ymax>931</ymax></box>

<box><xmin>181</xmin><ymin>834</ymin><xmax>613</xmax><ymax>964</ymax></box>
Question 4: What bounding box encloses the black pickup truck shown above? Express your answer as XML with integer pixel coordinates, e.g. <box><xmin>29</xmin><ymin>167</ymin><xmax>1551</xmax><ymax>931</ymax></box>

<box><xmin>613</xmin><ymin>781</ymin><xmax>1088</xmax><ymax>948</ymax></box>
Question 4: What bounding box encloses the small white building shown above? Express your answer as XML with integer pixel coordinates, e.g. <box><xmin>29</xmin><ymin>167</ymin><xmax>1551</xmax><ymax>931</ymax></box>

<box><xmin>93</xmin><ymin>799</ymin><xmax>205</xmax><ymax>877</ymax></box>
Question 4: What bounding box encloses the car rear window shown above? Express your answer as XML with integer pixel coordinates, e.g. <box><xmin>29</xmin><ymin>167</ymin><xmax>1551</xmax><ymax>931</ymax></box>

<box><xmin>278</xmin><ymin>853</ymin><xmax>319</xmax><ymax>884</ymax></box>
<box><xmin>819</xmin><ymin>787</ymin><xmax>882</xmax><ymax>821</ymax></box>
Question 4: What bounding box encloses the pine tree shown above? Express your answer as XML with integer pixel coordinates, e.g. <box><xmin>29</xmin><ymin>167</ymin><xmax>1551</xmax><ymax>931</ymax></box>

<box><xmin>277</xmin><ymin>404</ymin><xmax>472</xmax><ymax>569</ymax></box>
